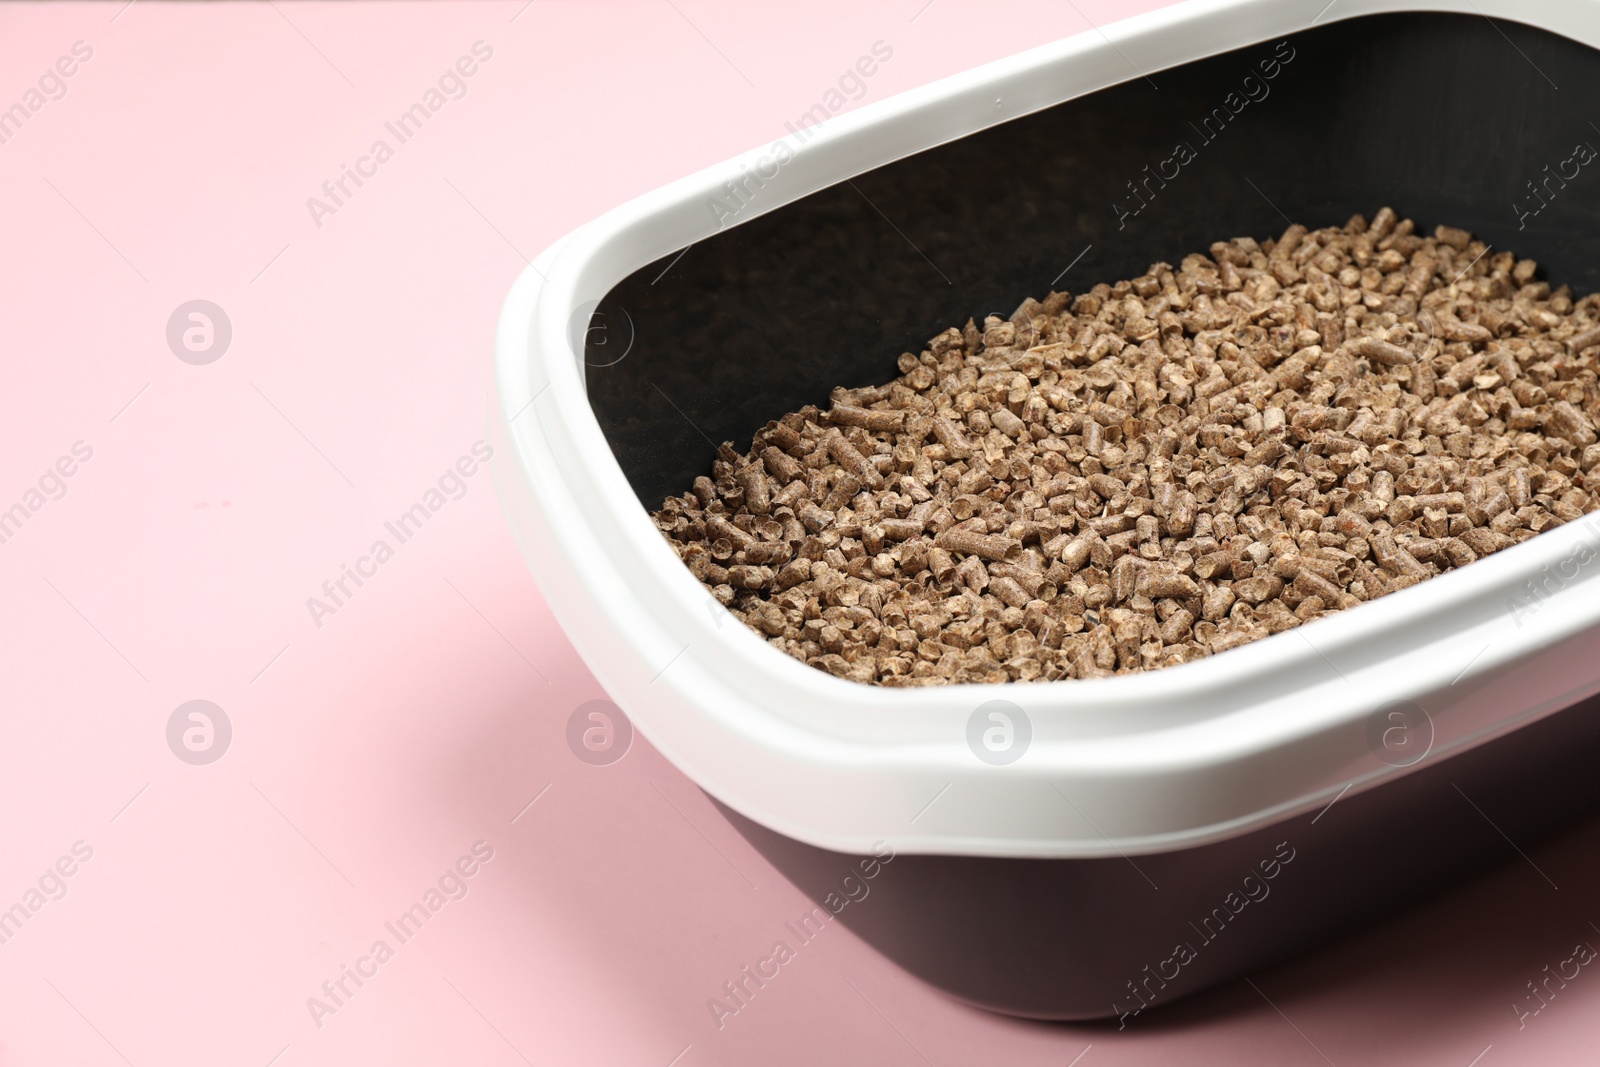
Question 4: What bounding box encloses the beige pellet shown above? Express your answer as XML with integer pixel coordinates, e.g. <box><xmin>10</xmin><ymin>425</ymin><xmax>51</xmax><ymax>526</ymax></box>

<box><xmin>1083</xmin><ymin>420</ymin><xmax>1104</xmax><ymax>456</ymax></box>
<box><xmin>1201</xmin><ymin>586</ymin><xmax>1235</xmax><ymax>621</ymax></box>
<box><xmin>726</xmin><ymin>565</ymin><xmax>772</xmax><ymax>590</ymax></box>
<box><xmin>1349</xmin><ymin>335</ymin><xmax>1413</xmax><ymax>365</ymax></box>
<box><xmin>797</xmin><ymin>502</ymin><xmax>834</xmax><ymax>532</ymax></box>
<box><xmin>768</xmin><ymin>423</ymin><xmax>802</xmax><ymax>452</ymax></box>
<box><xmin>822</xmin><ymin>472</ymin><xmax>862</xmax><ymax>511</ymax></box>
<box><xmin>1371</xmin><ymin>530</ymin><xmax>1429</xmax><ymax>579</ymax></box>
<box><xmin>762</xmin><ymin>445</ymin><xmax>804</xmax><ymax>483</ymax></box>
<box><xmin>1194</xmin><ymin>550</ymin><xmax>1233</xmax><ymax>581</ymax></box>
<box><xmin>879</xmin><ymin>518</ymin><xmax>924</xmax><ymax>541</ymax></box>
<box><xmin>1140</xmin><ymin>569</ymin><xmax>1199</xmax><ymax>598</ymax></box>
<box><xmin>936</xmin><ymin>528</ymin><xmax>1023</xmax><ymax>562</ymax></box>
<box><xmin>1548</xmin><ymin>401</ymin><xmax>1598</xmax><ymax>446</ymax></box>
<box><xmin>1159</xmin><ymin>608</ymin><xmax>1195</xmax><ymax>645</ymax></box>
<box><xmin>931</xmin><ymin>416</ymin><xmax>973</xmax><ymax>457</ymax></box>
<box><xmin>774</xmin><ymin>558</ymin><xmax>812</xmax><ymax>590</ymax></box>
<box><xmin>707</xmin><ymin>515</ymin><xmax>755</xmax><ymax>550</ymax></box>
<box><xmin>745</xmin><ymin>542</ymin><xmax>790</xmax><ymax>565</ymax></box>
<box><xmin>992</xmin><ymin>407</ymin><xmax>1026</xmax><ymax>438</ymax></box>
<box><xmin>824</xmin><ymin>429</ymin><xmax>883</xmax><ymax>489</ymax></box>
<box><xmin>1439</xmin><ymin>538</ymin><xmax>1477</xmax><ymax>566</ymax></box>
<box><xmin>991</xmin><ymin>576</ymin><xmax>1031</xmax><ymax>608</ymax></box>
<box><xmin>1568</xmin><ymin>325</ymin><xmax>1600</xmax><ymax>353</ymax></box>
<box><xmin>773</xmin><ymin>480</ymin><xmax>808</xmax><ymax>511</ymax></box>
<box><xmin>954</xmin><ymin>554</ymin><xmax>989</xmax><ymax>591</ymax></box>
<box><xmin>990</xmin><ymin>562</ymin><xmax>1053</xmax><ymax>599</ymax></box>
<box><xmin>1061</xmin><ymin>532</ymin><xmax>1096</xmax><ymax>572</ymax></box>
<box><xmin>1292</xmin><ymin>569</ymin><xmax>1342</xmax><ymax>603</ymax></box>
<box><xmin>1508</xmin><ymin>468</ymin><xmax>1533</xmax><ymax>508</ymax></box>
<box><xmin>1467</xmin><ymin>491</ymin><xmax>1511</xmax><ymax>527</ymax></box>
<box><xmin>1413</xmin><ymin>492</ymin><xmax>1467</xmax><ymax>512</ymax></box>
<box><xmin>739</xmin><ymin>465</ymin><xmax>771</xmax><ymax>515</ymax></box>
<box><xmin>827</xmin><ymin>403</ymin><xmax>905</xmax><ymax>432</ymax></box>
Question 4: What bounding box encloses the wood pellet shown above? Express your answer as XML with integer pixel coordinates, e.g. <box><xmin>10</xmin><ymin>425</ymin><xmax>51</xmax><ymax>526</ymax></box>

<box><xmin>651</xmin><ymin>209</ymin><xmax>1600</xmax><ymax>686</ymax></box>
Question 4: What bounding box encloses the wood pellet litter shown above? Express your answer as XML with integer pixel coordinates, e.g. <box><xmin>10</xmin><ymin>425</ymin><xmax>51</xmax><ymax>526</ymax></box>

<box><xmin>652</xmin><ymin>209</ymin><xmax>1600</xmax><ymax>686</ymax></box>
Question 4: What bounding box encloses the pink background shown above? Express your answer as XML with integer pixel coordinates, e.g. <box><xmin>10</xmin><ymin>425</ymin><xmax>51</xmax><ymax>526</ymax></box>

<box><xmin>3</xmin><ymin>2</ymin><xmax>1598</xmax><ymax>1063</ymax></box>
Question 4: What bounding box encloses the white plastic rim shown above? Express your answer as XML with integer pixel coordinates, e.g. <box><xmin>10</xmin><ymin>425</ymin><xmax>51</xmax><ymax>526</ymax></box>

<box><xmin>492</xmin><ymin>0</ymin><xmax>1600</xmax><ymax>858</ymax></box>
